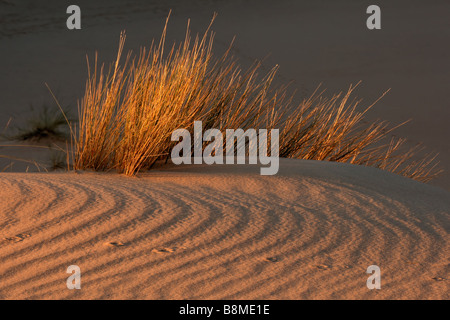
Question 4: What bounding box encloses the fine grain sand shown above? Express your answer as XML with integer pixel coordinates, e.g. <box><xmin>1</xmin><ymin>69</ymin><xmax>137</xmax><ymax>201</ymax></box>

<box><xmin>0</xmin><ymin>159</ymin><xmax>448</xmax><ymax>299</ymax></box>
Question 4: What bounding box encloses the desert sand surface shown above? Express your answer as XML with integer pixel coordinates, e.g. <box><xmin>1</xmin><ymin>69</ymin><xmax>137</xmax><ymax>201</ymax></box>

<box><xmin>0</xmin><ymin>0</ymin><xmax>449</xmax><ymax>301</ymax></box>
<box><xmin>0</xmin><ymin>159</ymin><xmax>448</xmax><ymax>299</ymax></box>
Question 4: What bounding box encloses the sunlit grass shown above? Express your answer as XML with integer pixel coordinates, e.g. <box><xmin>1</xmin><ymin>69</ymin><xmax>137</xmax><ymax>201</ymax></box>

<box><xmin>71</xmin><ymin>13</ymin><xmax>441</xmax><ymax>182</ymax></box>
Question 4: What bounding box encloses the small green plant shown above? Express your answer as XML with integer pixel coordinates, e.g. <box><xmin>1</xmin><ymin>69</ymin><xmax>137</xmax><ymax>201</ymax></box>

<box><xmin>48</xmin><ymin>150</ymin><xmax>67</xmax><ymax>171</ymax></box>
<box><xmin>0</xmin><ymin>104</ymin><xmax>72</xmax><ymax>172</ymax></box>
<box><xmin>3</xmin><ymin>104</ymin><xmax>72</xmax><ymax>142</ymax></box>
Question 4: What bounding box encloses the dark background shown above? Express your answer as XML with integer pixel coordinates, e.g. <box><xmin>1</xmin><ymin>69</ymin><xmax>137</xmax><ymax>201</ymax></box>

<box><xmin>1</xmin><ymin>0</ymin><xmax>449</xmax><ymax>190</ymax></box>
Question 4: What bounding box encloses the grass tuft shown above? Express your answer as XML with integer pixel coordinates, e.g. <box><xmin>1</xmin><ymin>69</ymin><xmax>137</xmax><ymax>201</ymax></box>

<box><xmin>71</xmin><ymin>14</ymin><xmax>441</xmax><ymax>182</ymax></box>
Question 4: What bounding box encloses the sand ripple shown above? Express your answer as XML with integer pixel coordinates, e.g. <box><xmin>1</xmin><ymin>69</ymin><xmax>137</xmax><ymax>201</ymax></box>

<box><xmin>0</xmin><ymin>159</ymin><xmax>448</xmax><ymax>299</ymax></box>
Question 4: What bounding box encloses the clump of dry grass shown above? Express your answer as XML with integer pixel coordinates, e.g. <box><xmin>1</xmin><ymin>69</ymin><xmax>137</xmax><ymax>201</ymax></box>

<box><xmin>71</xmin><ymin>13</ymin><xmax>441</xmax><ymax>182</ymax></box>
<box><xmin>278</xmin><ymin>85</ymin><xmax>441</xmax><ymax>182</ymax></box>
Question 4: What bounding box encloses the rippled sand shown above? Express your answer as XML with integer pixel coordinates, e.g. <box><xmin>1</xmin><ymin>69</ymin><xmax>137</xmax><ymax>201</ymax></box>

<box><xmin>0</xmin><ymin>159</ymin><xmax>448</xmax><ymax>299</ymax></box>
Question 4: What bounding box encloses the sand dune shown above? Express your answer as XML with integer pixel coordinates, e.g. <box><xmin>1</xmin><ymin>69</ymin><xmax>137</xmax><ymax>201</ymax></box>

<box><xmin>0</xmin><ymin>159</ymin><xmax>448</xmax><ymax>299</ymax></box>
<box><xmin>0</xmin><ymin>0</ymin><xmax>448</xmax><ymax>301</ymax></box>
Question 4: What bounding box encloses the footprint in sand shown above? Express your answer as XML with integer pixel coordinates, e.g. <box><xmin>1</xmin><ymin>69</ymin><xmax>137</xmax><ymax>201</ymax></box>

<box><xmin>316</xmin><ymin>264</ymin><xmax>331</xmax><ymax>270</ymax></box>
<box><xmin>104</xmin><ymin>241</ymin><xmax>126</xmax><ymax>247</ymax></box>
<box><xmin>265</xmin><ymin>257</ymin><xmax>279</xmax><ymax>263</ymax></box>
<box><xmin>3</xmin><ymin>233</ymin><xmax>31</xmax><ymax>243</ymax></box>
<box><xmin>152</xmin><ymin>247</ymin><xmax>184</xmax><ymax>254</ymax></box>
<box><xmin>432</xmin><ymin>277</ymin><xmax>446</xmax><ymax>281</ymax></box>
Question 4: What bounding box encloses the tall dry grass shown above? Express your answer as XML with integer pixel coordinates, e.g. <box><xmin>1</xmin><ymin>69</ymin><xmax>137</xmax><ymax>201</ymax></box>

<box><xmin>72</xmin><ymin>14</ymin><xmax>441</xmax><ymax>182</ymax></box>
